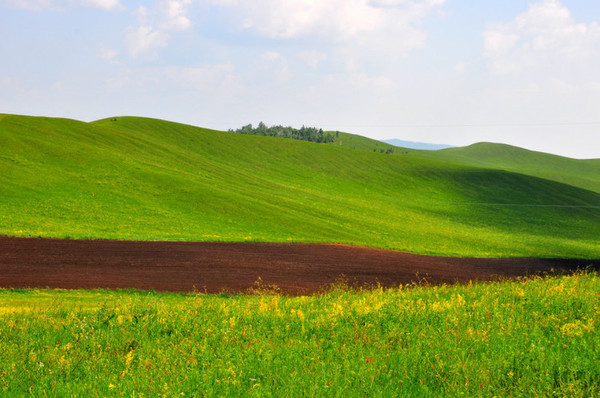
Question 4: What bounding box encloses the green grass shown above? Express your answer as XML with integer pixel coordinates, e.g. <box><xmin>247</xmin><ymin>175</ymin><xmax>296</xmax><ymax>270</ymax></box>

<box><xmin>331</xmin><ymin>135</ymin><xmax>600</xmax><ymax>194</ymax></box>
<box><xmin>329</xmin><ymin>131</ymin><xmax>398</xmax><ymax>153</ymax></box>
<box><xmin>1</xmin><ymin>272</ymin><xmax>599</xmax><ymax>397</ymax></box>
<box><xmin>417</xmin><ymin>142</ymin><xmax>600</xmax><ymax>194</ymax></box>
<box><xmin>1</xmin><ymin>114</ymin><xmax>599</xmax><ymax>258</ymax></box>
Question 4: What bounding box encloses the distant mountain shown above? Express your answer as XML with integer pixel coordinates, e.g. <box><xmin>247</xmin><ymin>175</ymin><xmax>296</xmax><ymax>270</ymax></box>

<box><xmin>383</xmin><ymin>139</ymin><xmax>454</xmax><ymax>150</ymax></box>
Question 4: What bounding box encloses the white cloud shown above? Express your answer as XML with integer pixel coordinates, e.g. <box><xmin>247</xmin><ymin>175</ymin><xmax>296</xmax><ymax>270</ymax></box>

<box><xmin>163</xmin><ymin>63</ymin><xmax>237</xmax><ymax>90</ymax></box>
<box><xmin>76</xmin><ymin>0</ymin><xmax>121</xmax><ymax>10</ymax></box>
<box><xmin>160</xmin><ymin>0</ymin><xmax>192</xmax><ymax>31</ymax></box>
<box><xmin>0</xmin><ymin>75</ymin><xmax>45</xmax><ymax>107</ymax></box>
<box><xmin>473</xmin><ymin>1</ymin><xmax>600</xmax><ymax>158</ymax></box>
<box><xmin>213</xmin><ymin>0</ymin><xmax>442</xmax><ymax>41</ymax></box>
<box><xmin>240</xmin><ymin>1</ymin><xmax>378</xmax><ymax>40</ymax></box>
<box><xmin>1</xmin><ymin>0</ymin><xmax>51</xmax><ymax>9</ymax></box>
<box><xmin>483</xmin><ymin>0</ymin><xmax>600</xmax><ymax>74</ymax></box>
<box><xmin>296</xmin><ymin>50</ymin><xmax>326</xmax><ymax>69</ymax></box>
<box><xmin>211</xmin><ymin>0</ymin><xmax>445</xmax><ymax>69</ymax></box>
<box><xmin>454</xmin><ymin>62</ymin><xmax>467</xmax><ymax>74</ymax></box>
<box><xmin>483</xmin><ymin>29</ymin><xmax>519</xmax><ymax>57</ymax></box>
<box><xmin>125</xmin><ymin>0</ymin><xmax>193</xmax><ymax>57</ymax></box>
<box><xmin>369</xmin><ymin>0</ymin><xmax>444</xmax><ymax>6</ymax></box>
<box><xmin>99</xmin><ymin>47</ymin><xmax>118</xmax><ymax>63</ymax></box>
<box><xmin>123</xmin><ymin>0</ymin><xmax>444</xmax><ymax>63</ymax></box>
<box><xmin>133</xmin><ymin>5</ymin><xmax>149</xmax><ymax>21</ymax></box>
<box><xmin>1</xmin><ymin>0</ymin><xmax>122</xmax><ymax>9</ymax></box>
<box><xmin>327</xmin><ymin>72</ymin><xmax>393</xmax><ymax>90</ymax></box>
<box><xmin>126</xmin><ymin>25</ymin><xmax>169</xmax><ymax>58</ymax></box>
<box><xmin>259</xmin><ymin>51</ymin><xmax>290</xmax><ymax>83</ymax></box>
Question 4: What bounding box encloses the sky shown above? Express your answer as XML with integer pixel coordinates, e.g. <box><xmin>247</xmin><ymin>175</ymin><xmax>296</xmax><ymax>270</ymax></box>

<box><xmin>1</xmin><ymin>0</ymin><xmax>600</xmax><ymax>158</ymax></box>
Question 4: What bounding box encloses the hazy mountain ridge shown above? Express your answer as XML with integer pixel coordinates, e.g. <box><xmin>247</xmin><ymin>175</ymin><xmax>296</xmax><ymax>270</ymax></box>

<box><xmin>383</xmin><ymin>139</ymin><xmax>454</xmax><ymax>150</ymax></box>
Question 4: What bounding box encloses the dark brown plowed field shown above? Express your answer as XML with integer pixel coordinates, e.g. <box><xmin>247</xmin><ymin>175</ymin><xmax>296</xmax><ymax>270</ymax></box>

<box><xmin>1</xmin><ymin>236</ymin><xmax>598</xmax><ymax>294</ymax></box>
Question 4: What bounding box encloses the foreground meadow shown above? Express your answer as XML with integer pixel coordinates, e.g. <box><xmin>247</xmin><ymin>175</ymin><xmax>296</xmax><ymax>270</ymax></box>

<box><xmin>1</xmin><ymin>272</ymin><xmax>599</xmax><ymax>397</ymax></box>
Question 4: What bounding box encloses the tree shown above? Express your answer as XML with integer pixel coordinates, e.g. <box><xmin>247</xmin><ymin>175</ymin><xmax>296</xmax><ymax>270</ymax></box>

<box><xmin>230</xmin><ymin>122</ymin><xmax>333</xmax><ymax>144</ymax></box>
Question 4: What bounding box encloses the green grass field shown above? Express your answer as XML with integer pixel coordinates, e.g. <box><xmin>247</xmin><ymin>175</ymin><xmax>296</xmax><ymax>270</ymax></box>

<box><xmin>1</xmin><ymin>272</ymin><xmax>598</xmax><ymax>397</ymax></box>
<box><xmin>419</xmin><ymin>142</ymin><xmax>600</xmax><ymax>195</ymax></box>
<box><xmin>2</xmin><ymin>114</ymin><xmax>599</xmax><ymax>396</ymax></box>
<box><xmin>330</xmin><ymin>131</ymin><xmax>398</xmax><ymax>153</ymax></box>
<box><xmin>331</xmin><ymin>133</ymin><xmax>600</xmax><ymax>195</ymax></box>
<box><xmin>1</xmin><ymin>114</ymin><xmax>599</xmax><ymax>258</ymax></box>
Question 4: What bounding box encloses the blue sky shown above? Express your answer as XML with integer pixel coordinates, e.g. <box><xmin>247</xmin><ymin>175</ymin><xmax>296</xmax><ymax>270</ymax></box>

<box><xmin>1</xmin><ymin>0</ymin><xmax>599</xmax><ymax>158</ymax></box>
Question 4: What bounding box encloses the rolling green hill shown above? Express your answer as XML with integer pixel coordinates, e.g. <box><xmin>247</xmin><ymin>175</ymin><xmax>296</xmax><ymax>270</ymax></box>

<box><xmin>1</xmin><ymin>114</ymin><xmax>599</xmax><ymax>258</ymax></box>
<box><xmin>418</xmin><ymin>142</ymin><xmax>600</xmax><ymax>194</ymax></box>
<box><xmin>331</xmin><ymin>135</ymin><xmax>600</xmax><ymax>194</ymax></box>
<box><xmin>330</xmin><ymin>131</ymin><xmax>398</xmax><ymax>153</ymax></box>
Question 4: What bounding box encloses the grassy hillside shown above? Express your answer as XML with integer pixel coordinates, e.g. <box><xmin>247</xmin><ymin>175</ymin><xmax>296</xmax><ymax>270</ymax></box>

<box><xmin>1</xmin><ymin>114</ymin><xmax>599</xmax><ymax>258</ymax></box>
<box><xmin>418</xmin><ymin>142</ymin><xmax>600</xmax><ymax>194</ymax></box>
<box><xmin>330</xmin><ymin>131</ymin><xmax>399</xmax><ymax>153</ymax></box>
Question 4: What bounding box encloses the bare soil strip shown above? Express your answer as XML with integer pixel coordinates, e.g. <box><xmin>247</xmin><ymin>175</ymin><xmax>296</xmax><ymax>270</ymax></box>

<box><xmin>1</xmin><ymin>236</ymin><xmax>597</xmax><ymax>294</ymax></box>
